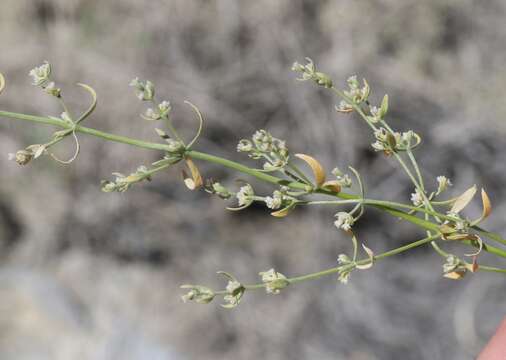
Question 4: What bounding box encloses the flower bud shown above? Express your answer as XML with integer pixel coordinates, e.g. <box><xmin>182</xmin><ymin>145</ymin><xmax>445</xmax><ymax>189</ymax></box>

<box><xmin>44</xmin><ymin>82</ymin><xmax>61</xmax><ymax>97</ymax></box>
<box><xmin>315</xmin><ymin>72</ymin><xmax>333</xmax><ymax>88</ymax></box>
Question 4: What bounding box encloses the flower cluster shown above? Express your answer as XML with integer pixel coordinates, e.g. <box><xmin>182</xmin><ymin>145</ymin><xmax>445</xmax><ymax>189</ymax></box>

<box><xmin>343</xmin><ymin>75</ymin><xmax>370</xmax><ymax>105</ymax></box>
<box><xmin>291</xmin><ymin>58</ymin><xmax>333</xmax><ymax>88</ymax></box>
<box><xmin>29</xmin><ymin>61</ymin><xmax>61</xmax><ymax>97</ymax></box>
<box><xmin>265</xmin><ymin>190</ymin><xmax>284</xmax><ymax>210</ymax></box>
<box><xmin>336</xmin><ymin>100</ymin><xmax>354</xmax><ymax>113</ymax></box>
<box><xmin>235</xmin><ymin>184</ymin><xmax>255</xmax><ymax>208</ymax></box>
<box><xmin>410</xmin><ymin>188</ymin><xmax>425</xmax><ymax>207</ymax></box>
<box><xmin>237</xmin><ymin>130</ymin><xmax>289</xmax><ymax>171</ymax></box>
<box><xmin>29</xmin><ymin>61</ymin><xmax>51</xmax><ymax>86</ymax></box>
<box><xmin>180</xmin><ymin>285</ymin><xmax>215</xmax><ymax>304</ymax></box>
<box><xmin>217</xmin><ymin>272</ymin><xmax>246</xmax><ymax>309</ymax></box>
<box><xmin>101</xmin><ymin>165</ymin><xmax>152</xmax><ymax>193</ymax></box>
<box><xmin>259</xmin><ymin>269</ymin><xmax>289</xmax><ymax>294</ymax></box>
<box><xmin>223</xmin><ymin>279</ymin><xmax>244</xmax><ymax>308</ymax></box>
<box><xmin>334</xmin><ymin>212</ymin><xmax>355</xmax><ymax>232</ymax></box>
<box><xmin>129</xmin><ymin>77</ymin><xmax>155</xmax><ymax>101</ymax></box>
<box><xmin>153</xmin><ymin>128</ymin><xmax>185</xmax><ymax>154</ymax></box>
<box><xmin>371</xmin><ymin>128</ymin><xmax>420</xmax><ymax>155</ymax></box>
<box><xmin>337</xmin><ymin>254</ymin><xmax>354</xmax><ymax>284</ymax></box>
<box><xmin>331</xmin><ymin>167</ymin><xmax>353</xmax><ymax>188</ymax></box>
<box><xmin>142</xmin><ymin>100</ymin><xmax>172</xmax><ymax>121</ymax></box>
<box><xmin>436</xmin><ymin>176</ymin><xmax>452</xmax><ymax>195</ymax></box>
<box><xmin>442</xmin><ymin>255</ymin><xmax>468</xmax><ymax>279</ymax></box>
<box><xmin>367</xmin><ymin>94</ymin><xmax>389</xmax><ymax>123</ymax></box>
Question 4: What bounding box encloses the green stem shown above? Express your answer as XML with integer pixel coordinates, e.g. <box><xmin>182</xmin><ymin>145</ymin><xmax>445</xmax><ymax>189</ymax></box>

<box><xmin>252</xmin><ymin>234</ymin><xmax>439</xmax><ymax>286</ymax></box>
<box><xmin>0</xmin><ymin>110</ymin><xmax>170</xmax><ymax>152</ymax></box>
<box><xmin>2</xmin><ymin>109</ymin><xmax>506</xmax><ymax>250</ymax></box>
<box><xmin>286</xmin><ymin>162</ymin><xmax>313</xmax><ymax>185</ymax></box>
<box><xmin>233</xmin><ymin>236</ymin><xmax>506</xmax><ymax>292</ymax></box>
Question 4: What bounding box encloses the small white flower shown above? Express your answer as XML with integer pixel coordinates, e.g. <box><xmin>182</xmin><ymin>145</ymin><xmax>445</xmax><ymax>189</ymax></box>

<box><xmin>129</xmin><ymin>77</ymin><xmax>141</xmax><ymax>88</ymax></box>
<box><xmin>237</xmin><ymin>139</ymin><xmax>253</xmax><ymax>152</ymax></box>
<box><xmin>436</xmin><ymin>176</ymin><xmax>452</xmax><ymax>195</ymax></box>
<box><xmin>236</xmin><ymin>184</ymin><xmax>254</xmax><ymax>206</ymax></box>
<box><xmin>225</xmin><ymin>280</ymin><xmax>242</xmax><ymax>294</ymax></box>
<box><xmin>374</xmin><ymin>128</ymin><xmax>388</xmax><ymax>142</ymax></box>
<box><xmin>337</xmin><ymin>254</ymin><xmax>351</xmax><ymax>265</ymax></box>
<box><xmin>259</xmin><ymin>268</ymin><xmax>289</xmax><ymax>294</ymax></box>
<box><xmin>143</xmin><ymin>108</ymin><xmax>161</xmax><ymax>121</ymax></box>
<box><xmin>336</xmin><ymin>100</ymin><xmax>353</xmax><ymax>113</ymax></box>
<box><xmin>180</xmin><ymin>285</ymin><xmax>215</xmax><ymax>304</ymax></box>
<box><xmin>347</xmin><ymin>75</ymin><xmax>359</xmax><ymax>89</ymax></box>
<box><xmin>158</xmin><ymin>100</ymin><xmax>171</xmax><ymax>117</ymax></box>
<box><xmin>158</xmin><ymin>100</ymin><xmax>170</xmax><ymax>111</ymax></box>
<box><xmin>334</xmin><ymin>212</ymin><xmax>354</xmax><ymax>232</ymax></box>
<box><xmin>223</xmin><ymin>280</ymin><xmax>244</xmax><ymax>307</ymax></box>
<box><xmin>129</xmin><ymin>78</ymin><xmax>154</xmax><ymax>101</ymax></box>
<box><xmin>29</xmin><ymin>61</ymin><xmax>51</xmax><ymax>86</ymax></box>
<box><xmin>265</xmin><ymin>190</ymin><xmax>283</xmax><ymax>210</ymax></box>
<box><xmin>338</xmin><ymin>268</ymin><xmax>352</xmax><ymax>284</ymax></box>
<box><xmin>166</xmin><ymin>139</ymin><xmax>184</xmax><ymax>153</ymax></box>
<box><xmin>369</xmin><ymin>106</ymin><xmax>381</xmax><ymax>123</ymax></box>
<box><xmin>371</xmin><ymin>140</ymin><xmax>385</xmax><ymax>152</ymax></box>
<box><xmin>410</xmin><ymin>189</ymin><xmax>424</xmax><ymax>206</ymax></box>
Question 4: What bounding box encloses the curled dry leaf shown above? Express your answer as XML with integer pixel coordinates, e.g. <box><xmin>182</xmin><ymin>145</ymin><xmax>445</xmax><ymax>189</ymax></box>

<box><xmin>0</xmin><ymin>73</ymin><xmax>5</xmax><ymax>95</ymax></box>
<box><xmin>444</xmin><ymin>271</ymin><xmax>466</xmax><ymax>280</ymax></box>
<box><xmin>182</xmin><ymin>158</ymin><xmax>203</xmax><ymax>190</ymax></box>
<box><xmin>470</xmin><ymin>256</ymin><xmax>479</xmax><ymax>273</ymax></box>
<box><xmin>464</xmin><ymin>235</ymin><xmax>483</xmax><ymax>257</ymax></box>
<box><xmin>450</xmin><ymin>185</ymin><xmax>477</xmax><ymax>214</ymax></box>
<box><xmin>481</xmin><ymin>188</ymin><xmax>492</xmax><ymax>219</ymax></box>
<box><xmin>294</xmin><ymin>153</ymin><xmax>326</xmax><ymax>187</ymax></box>
<box><xmin>356</xmin><ymin>244</ymin><xmax>374</xmax><ymax>270</ymax></box>
<box><xmin>271</xmin><ymin>203</ymin><xmax>296</xmax><ymax>218</ymax></box>
<box><xmin>321</xmin><ymin>180</ymin><xmax>341</xmax><ymax>193</ymax></box>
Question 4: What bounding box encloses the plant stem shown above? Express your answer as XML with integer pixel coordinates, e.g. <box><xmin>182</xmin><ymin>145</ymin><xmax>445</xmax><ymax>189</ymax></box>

<box><xmin>2</xmin><ymin>109</ymin><xmax>506</xmax><ymax>250</ymax></box>
<box><xmin>227</xmin><ymin>234</ymin><xmax>506</xmax><ymax>293</ymax></box>
<box><xmin>248</xmin><ymin>233</ymin><xmax>440</xmax><ymax>287</ymax></box>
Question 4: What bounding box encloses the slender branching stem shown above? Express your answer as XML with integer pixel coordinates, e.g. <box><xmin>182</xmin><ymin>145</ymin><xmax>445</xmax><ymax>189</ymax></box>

<box><xmin>3</xmin><ymin>62</ymin><xmax>506</xmax><ymax>310</ymax></box>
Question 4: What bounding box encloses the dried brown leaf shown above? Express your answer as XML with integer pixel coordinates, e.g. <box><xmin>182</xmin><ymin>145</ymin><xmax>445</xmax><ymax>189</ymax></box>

<box><xmin>295</xmin><ymin>153</ymin><xmax>326</xmax><ymax>187</ymax></box>
<box><xmin>450</xmin><ymin>185</ymin><xmax>477</xmax><ymax>214</ymax></box>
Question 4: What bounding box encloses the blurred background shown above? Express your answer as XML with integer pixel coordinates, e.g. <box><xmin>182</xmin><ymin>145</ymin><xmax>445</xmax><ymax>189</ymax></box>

<box><xmin>1</xmin><ymin>0</ymin><xmax>506</xmax><ymax>359</ymax></box>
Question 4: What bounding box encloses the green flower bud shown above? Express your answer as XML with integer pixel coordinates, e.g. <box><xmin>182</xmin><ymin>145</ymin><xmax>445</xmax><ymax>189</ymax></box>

<box><xmin>315</xmin><ymin>72</ymin><xmax>333</xmax><ymax>88</ymax></box>
<box><xmin>44</xmin><ymin>82</ymin><xmax>61</xmax><ymax>97</ymax></box>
